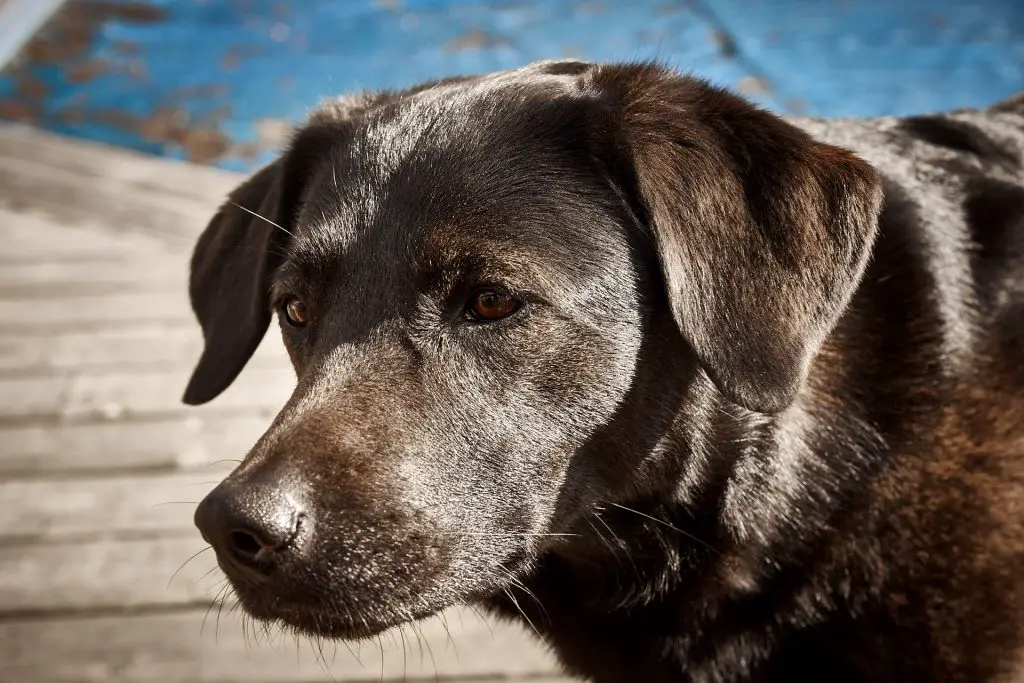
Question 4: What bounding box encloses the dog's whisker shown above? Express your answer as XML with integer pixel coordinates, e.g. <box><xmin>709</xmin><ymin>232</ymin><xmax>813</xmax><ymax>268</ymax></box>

<box><xmin>228</xmin><ymin>201</ymin><xmax>295</xmax><ymax>238</ymax></box>
<box><xmin>468</xmin><ymin>604</ymin><xmax>495</xmax><ymax>640</ymax></box>
<box><xmin>607</xmin><ymin>502</ymin><xmax>720</xmax><ymax>555</ymax></box>
<box><xmin>442</xmin><ymin>532</ymin><xmax>579</xmax><ymax>538</ymax></box>
<box><xmin>592</xmin><ymin>511</ymin><xmax>642</xmax><ymax>582</ymax></box>
<box><xmin>167</xmin><ymin>545</ymin><xmax>211</xmax><ymax>588</ymax></box>
<box><xmin>207</xmin><ymin>459</ymin><xmax>242</xmax><ymax>468</ymax></box>
<box><xmin>502</xmin><ymin>587</ymin><xmax>540</xmax><ymax>637</ymax></box>
<box><xmin>201</xmin><ymin>582</ymin><xmax>229</xmax><ymax>638</ymax></box>
<box><xmin>414</xmin><ymin>618</ymin><xmax>439</xmax><ymax>683</ymax></box>
<box><xmin>397</xmin><ymin>622</ymin><xmax>409</xmax><ymax>682</ymax></box>
<box><xmin>437</xmin><ymin>609</ymin><xmax>458</xmax><ymax>658</ymax></box>
<box><xmin>496</xmin><ymin>564</ymin><xmax>549</xmax><ymax>624</ymax></box>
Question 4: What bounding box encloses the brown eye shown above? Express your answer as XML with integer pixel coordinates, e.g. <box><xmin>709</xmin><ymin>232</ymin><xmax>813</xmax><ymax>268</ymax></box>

<box><xmin>282</xmin><ymin>298</ymin><xmax>309</xmax><ymax>327</ymax></box>
<box><xmin>468</xmin><ymin>291</ymin><xmax>521</xmax><ymax>322</ymax></box>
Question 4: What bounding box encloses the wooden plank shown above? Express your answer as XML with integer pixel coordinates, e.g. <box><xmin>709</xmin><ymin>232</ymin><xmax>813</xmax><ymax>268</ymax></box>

<box><xmin>0</xmin><ymin>363</ymin><xmax>293</xmax><ymax>421</ymax></box>
<box><xmin>0</xmin><ymin>607</ymin><xmax>561</xmax><ymax>683</ymax></box>
<box><xmin>0</xmin><ymin>326</ymin><xmax>288</xmax><ymax>374</ymax></box>
<box><xmin>0</xmin><ymin>151</ymin><xmax>222</xmax><ymax>246</ymax></box>
<box><xmin>0</xmin><ymin>291</ymin><xmax>193</xmax><ymax>328</ymax></box>
<box><xmin>0</xmin><ymin>127</ymin><xmax>237</xmax><ymax>247</ymax></box>
<box><xmin>0</xmin><ymin>123</ymin><xmax>242</xmax><ymax>205</ymax></box>
<box><xmin>0</xmin><ymin>414</ymin><xmax>272</xmax><ymax>476</ymax></box>
<box><xmin>0</xmin><ymin>536</ymin><xmax>216</xmax><ymax>612</ymax></box>
<box><xmin>0</xmin><ymin>259</ymin><xmax>186</xmax><ymax>287</ymax></box>
<box><xmin>0</xmin><ymin>472</ymin><xmax>221</xmax><ymax>541</ymax></box>
<box><xmin>0</xmin><ymin>208</ymin><xmax>163</xmax><ymax>260</ymax></box>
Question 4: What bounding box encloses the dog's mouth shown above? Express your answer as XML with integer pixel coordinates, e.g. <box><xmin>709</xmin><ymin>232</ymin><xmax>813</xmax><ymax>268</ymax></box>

<box><xmin>217</xmin><ymin>551</ymin><xmax>530</xmax><ymax>641</ymax></box>
<box><xmin>227</xmin><ymin>579</ymin><xmax>437</xmax><ymax>640</ymax></box>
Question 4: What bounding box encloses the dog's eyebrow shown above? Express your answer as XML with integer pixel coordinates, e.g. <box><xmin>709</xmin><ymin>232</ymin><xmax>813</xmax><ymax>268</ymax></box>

<box><xmin>269</xmin><ymin>270</ymin><xmax>308</xmax><ymax>304</ymax></box>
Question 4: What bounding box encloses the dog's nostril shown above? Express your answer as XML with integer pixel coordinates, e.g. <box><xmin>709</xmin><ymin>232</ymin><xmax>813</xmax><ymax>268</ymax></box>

<box><xmin>195</xmin><ymin>482</ymin><xmax>306</xmax><ymax>575</ymax></box>
<box><xmin>229</xmin><ymin>529</ymin><xmax>265</xmax><ymax>560</ymax></box>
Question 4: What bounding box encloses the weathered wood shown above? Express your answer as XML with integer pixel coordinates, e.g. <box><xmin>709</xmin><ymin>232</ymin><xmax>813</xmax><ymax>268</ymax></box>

<box><xmin>0</xmin><ymin>167</ymin><xmax>200</xmax><ymax>248</ymax></box>
<box><xmin>0</xmin><ymin>208</ymin><xmax>162</xmax><ymax>260</ymax></box>
<box><xmin>0</xmin><ymin>414</ymin><xmax>272</xmax><ymax>475</ymax></box>
<box><xmin>0</xmin><ymin>536</ymin><xmax>217</xmax><ymax>612</ymax></box>
<box><xmin>0</xmin><ymin>291</ymin><xmax>194</xmax><ymax>328</ymax></box>
<box><xmin>0</xmin><ymin>472</ymin><xmax>220</xmax><ymax>541</ymax></box>
<box><xmin>0</xmin><ymin>259</ymin><xmax>186</xmax><ymax>292</ymax></box>
<box><xmin>0</xmin><ymin>123</ymin><xmax>242</xmax><ymax>206</ymax></box>
<box><xmin>0</xmin><ymin>363</ymin><xmax>292</xmax><ymax>421</ymax></box>
<box><xmin>0</xmin><ymin>326</ymin><xmax>288</xmax><ymax>374</ymax></box>
<box><xmin>0</xmin><ymin>607</ymin><xmax>562</xmax><ymax>683</ymax></box>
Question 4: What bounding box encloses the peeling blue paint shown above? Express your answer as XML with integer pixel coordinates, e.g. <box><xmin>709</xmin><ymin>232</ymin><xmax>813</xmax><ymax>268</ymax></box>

<box><xmin>1</xmin><ymin>0</ymin><xmax>1021</xmax><ymax>171</ymax></box>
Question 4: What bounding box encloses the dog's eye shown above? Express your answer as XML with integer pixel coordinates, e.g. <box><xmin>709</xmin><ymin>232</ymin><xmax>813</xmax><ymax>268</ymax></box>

<box><xmin>282</xmin><ymin>298</ymin><xmax>309</xmax><ymax>328</ymax></box>
<box><xmin>467</xmin><ymin>291</ymin><xmax>521</xmax><ymax>322</ymax></box>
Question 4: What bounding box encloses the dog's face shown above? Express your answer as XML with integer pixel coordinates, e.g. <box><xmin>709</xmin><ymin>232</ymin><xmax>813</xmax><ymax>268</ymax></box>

<box><xmin>187</xmin><ymin>61</ymin><xmax>882</xmax><ymax>640</ymax></box>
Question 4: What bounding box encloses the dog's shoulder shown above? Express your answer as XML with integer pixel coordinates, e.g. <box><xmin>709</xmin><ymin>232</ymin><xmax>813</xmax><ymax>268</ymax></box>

<box><xmin>796</xmin><ymin>100</ymin><xmax>1024</xmax><ymax>376</ymax></box>
<box><xmin>792</xmin><ymin>100</ymin><xmax>1024</xmax><ymax>682</ymax></box>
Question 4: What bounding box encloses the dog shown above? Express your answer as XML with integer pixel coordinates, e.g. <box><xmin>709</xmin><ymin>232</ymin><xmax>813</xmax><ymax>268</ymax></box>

<box><xmin>184</xmin><ymin>60</ymin><xmax>1024</xmax><ymax>682</ymax></box>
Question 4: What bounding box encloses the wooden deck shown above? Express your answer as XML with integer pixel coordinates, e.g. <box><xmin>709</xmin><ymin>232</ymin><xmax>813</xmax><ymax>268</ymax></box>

<box><xmin>0</xmin><ymin>123</ymin><xmax>568</xmax><ymax>683</ymax></box>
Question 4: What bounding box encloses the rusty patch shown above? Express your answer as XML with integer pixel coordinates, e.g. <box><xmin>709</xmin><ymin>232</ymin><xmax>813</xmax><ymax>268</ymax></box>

<box><xmin>15</xmin><ymin>75</ymin><xmax>50</xmax><ymax>101</ymax></box>
<box><xmin>63</xmin><ymin>102</ymin><xmax>234</xmax><ymax>164</ymax></box>
<box><xmin>19</xmin><ymin>1</ymin><xmax>167</xmax><ymax>66</ymax></box>
<box><xmin>0</xmin><ymin>101</ymin><xmax>40</xmax><ymax>123</ymax></box>
<box><xmin>738</xmin><ymin>75</ymin><xmax>772</xmax><ymax>96</ymax></box>
<box><xmin>65</xmin><ymin>59</ymin><xmax>111</xmax><ymax>85</ymax></box>
<box><xmin>220</xmin><ymin>51</ymin><xmax>241</xmax><ymax>72</ymax></box>
<box><xmin>445</xmin><ymin>29</ymin><xmax>513</xmax><ymax>53</ymax></box>
<box><xmin>136</xmin><ymin>106</ymin><xmax>190</xmax><ymax>141</ymax></box>
<box><xmin>254</xmin><ymin>118</ymin><xmax>293</xmax><ymax>151</ymax></box>
<box><xmin>89</xmin><ymin>1</ymin><xmax>168</xmax><ymax>23</ymax></box>
<box><xmin>180</xmin><ymin>128</ymin><xmax>232</xmax><ymax>164</ymax></box>
<box><xmin>111</xmin><ymin>39</ymin><xmax>142</xmax><ymax>56</ymax></box>
<box><xmin>229</xmin><ymin>141</ymin><xmax>262</xmax><ymax>161</ymax></box>
<box><xmin>58</xmin><ymin>106</ymin><xmax>88</xmax><ymax>125</ymax></box>
<box><xmin>126</xmin><ymin>59</ymin><xmax>149</xmax><ymax>82</ymax></box>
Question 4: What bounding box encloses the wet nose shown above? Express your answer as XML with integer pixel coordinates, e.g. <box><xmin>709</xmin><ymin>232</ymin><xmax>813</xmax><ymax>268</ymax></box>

<box><xmin>194</xmin><ymin>481</ymin><xmax>305</xmax><ymax>577</ymax></box>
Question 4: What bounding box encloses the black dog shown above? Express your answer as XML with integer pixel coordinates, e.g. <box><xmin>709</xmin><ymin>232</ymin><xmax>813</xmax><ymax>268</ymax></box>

<box><xmin>185</xmin><ymin>61</ymin><xmax>1024</xmax><ymax>682</ymax></box>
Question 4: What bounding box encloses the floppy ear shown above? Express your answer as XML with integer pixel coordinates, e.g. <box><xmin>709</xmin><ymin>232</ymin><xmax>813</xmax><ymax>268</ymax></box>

<box><xmin>182</xmin><ymin>161</ymin><xmax>291</xmax><ymax>406</ymax></box>
<box><xmin>590</xmin><ymin>65</ymin><xmax>883</xmax><ymax>413</ymax></box>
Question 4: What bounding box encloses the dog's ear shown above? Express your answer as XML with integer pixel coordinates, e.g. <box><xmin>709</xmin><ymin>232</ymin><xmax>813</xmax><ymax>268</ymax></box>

<box><xmin>182</xmin><ymin>128</ymin><xmax>327</xmax><ymax>405</ymax></box>
<box><xmin>589</xmin><ymin>64</ymin><xmax>882</xmax><ymax>413</ymax></box>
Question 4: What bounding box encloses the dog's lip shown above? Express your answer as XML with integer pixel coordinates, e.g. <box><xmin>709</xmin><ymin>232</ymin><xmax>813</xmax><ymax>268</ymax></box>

<box><xmin>212</xmin><ymin>547</ymin><xmax>274</xmax><ymax>587</ymax></box>
<box><xmin>232</xmin><ymin>586</ymin><xmax>426</xmax><ymax>640</ymax></box>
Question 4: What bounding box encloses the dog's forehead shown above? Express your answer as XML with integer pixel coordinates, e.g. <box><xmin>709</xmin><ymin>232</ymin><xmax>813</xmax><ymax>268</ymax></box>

<box><xmin>289</xmin><ymin>69</ymin><xmax>611</xmax><ymax>276</ymax></box>
<box><xmin>358</xmin><ymin>67</ymin><xmax>585</xmax><ymax>170</ymax></box>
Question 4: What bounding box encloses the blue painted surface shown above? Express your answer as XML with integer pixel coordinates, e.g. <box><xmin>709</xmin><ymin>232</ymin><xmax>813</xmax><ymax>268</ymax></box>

<box><xmin>1</xmin><ymin>0</ymin><xmax>1021</xmax><ymax>171</ymax></box>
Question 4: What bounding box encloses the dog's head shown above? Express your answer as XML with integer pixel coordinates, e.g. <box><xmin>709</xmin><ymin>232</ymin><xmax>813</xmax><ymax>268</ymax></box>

<box><xmin>187</xmin><ymin>61</ymin><xmax>881</xmax><ymax>639</ymax></box>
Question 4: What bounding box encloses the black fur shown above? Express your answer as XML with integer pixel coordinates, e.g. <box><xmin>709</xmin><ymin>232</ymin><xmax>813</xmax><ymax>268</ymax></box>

<box><xmin>186</xmin><ymin>61</ymin><xmax>1024</xmax><ymax>682</ymax></box>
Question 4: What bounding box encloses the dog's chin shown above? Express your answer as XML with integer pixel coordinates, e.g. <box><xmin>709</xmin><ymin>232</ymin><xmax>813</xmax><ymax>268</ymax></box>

<box><xmin>228</xmin><ymin>582</ymin><xmax>447</xmax><ymax>642</ymax></box>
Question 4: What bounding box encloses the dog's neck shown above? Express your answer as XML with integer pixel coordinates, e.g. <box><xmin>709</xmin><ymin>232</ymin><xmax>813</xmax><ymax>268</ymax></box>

<box><xmin>483</xmin><ymin>364</ymin><xmax>891</xmax><ymax>681</ymax></box>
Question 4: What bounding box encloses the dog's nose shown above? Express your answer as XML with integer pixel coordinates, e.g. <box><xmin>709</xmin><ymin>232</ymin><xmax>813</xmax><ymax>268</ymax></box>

<box><xmin>194</xmin><ymin>481</ymin><xmax>305</xmax><ymax>576</ymax></box>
